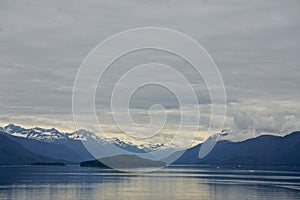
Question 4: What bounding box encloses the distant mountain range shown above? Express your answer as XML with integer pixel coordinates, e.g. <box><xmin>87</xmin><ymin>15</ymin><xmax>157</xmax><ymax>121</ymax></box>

<box><xmin>0</xmin><ymin>124</ymin><xmax>172</xmax><ymax>163</ymax></box>
<box><xmin>1</xmin><ymin>124</ymin><xmax>160</xmax><ymax>152</ymax></box>
<box><xmin>165</xmin><ymin>131</ymin><xmax>300</xmax><ymax>166</ymax></box>
<box><xmin>0</xmin><ymin>124</ymin><xmax>299</xmax><ymax>167</ymax></box>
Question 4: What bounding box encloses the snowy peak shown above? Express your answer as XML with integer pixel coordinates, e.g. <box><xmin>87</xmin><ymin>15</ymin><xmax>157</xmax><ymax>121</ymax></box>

<box><xmin>110</xmin><ymin>138</ymin><xmax>162</xmax><ymax>152</ymax></box>
<box><xmin>0</xmin><ymin>124</ymin><xmax>177</xmax><ymax>156</ymax></box>
<box><xmin>67</xmin><ymin>129</ymin><xmax>110</xmax><ymax>143</ymax></box>
<box><xmin>3</xmin><ymin>124</ymin><xmax>67</xmax><ymax>142</ymax></box>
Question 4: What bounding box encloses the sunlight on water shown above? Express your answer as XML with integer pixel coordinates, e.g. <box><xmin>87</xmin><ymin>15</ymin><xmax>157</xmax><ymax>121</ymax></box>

<box><xmin>0</xmin><ymin>166</ymin><xmax>299</xmax><ymax>200</ymax></box>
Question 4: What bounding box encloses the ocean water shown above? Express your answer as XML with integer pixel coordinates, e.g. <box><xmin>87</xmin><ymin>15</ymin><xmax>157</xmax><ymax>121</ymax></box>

<box><xmin>0</xmin><ymin>165</ymin><xmax>299</xmax><ymax>200</ymax></box>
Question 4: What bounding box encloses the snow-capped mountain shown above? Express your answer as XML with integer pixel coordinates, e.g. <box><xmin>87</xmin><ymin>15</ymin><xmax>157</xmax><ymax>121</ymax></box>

<box><xmin>0</xmin><ymin>124</ymin><xmax>172</xmax><ymax>155</ymax></box>
<box><xmin>67</xmin><ymin>129</ymin><xmax>169</xmax><ymax>153</ymax></box>
<box><xmin>2</xmin><ymin>124</ymin><xmax>68</xmax><ymax>142</ymax></box>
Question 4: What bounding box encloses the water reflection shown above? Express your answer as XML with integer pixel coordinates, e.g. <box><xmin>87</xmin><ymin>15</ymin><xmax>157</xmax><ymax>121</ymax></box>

<box><xmin>0</xmin><ymin>166</ymin><xmax>299</xmax><ymax>199</ymax></box>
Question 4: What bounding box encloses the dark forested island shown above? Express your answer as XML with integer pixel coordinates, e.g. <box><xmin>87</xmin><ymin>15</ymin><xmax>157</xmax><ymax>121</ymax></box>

<box><xmin>80</xmin><ymin>154</ymin><xmax>166</xmax><ymax>169</ymax></box>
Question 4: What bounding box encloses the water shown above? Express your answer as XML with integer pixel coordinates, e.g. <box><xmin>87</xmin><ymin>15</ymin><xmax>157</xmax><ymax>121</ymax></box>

<box><xmin>0</xmin><ymin>165</ymin><xmax>300</xmax><ymax>200</ymax></box>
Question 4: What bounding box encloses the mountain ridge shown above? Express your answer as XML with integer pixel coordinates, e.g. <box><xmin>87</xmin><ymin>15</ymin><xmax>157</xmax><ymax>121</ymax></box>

<box><xmin>0</xmin><ymin>124</ymin><xmax>175</xmax><ymax>162</ymax></box>
<box><xmin>0</xmin><ymin>133</ymin><xmax>65</xmax><ymax>165</ymax></box>
<box><xmin>167</xmin><ymin>131</ymin><xmax>300</xmax><ymax>166</ymax></box>
<box><xmin>1</xmin><ymin>123</ymin><xmax>299</xmax><ymax>167</ymax></box>
<box><xmin>0</xmin><ymin>124</ymin><xmax>168</xmax><ymax>153</ymax></box>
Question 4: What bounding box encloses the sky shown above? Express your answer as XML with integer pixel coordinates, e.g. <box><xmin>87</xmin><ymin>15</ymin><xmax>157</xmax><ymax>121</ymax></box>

<box><xmin>0</xmin><ymin>0</ymin><xmax>299</xmax><ymax>145</ymax></box>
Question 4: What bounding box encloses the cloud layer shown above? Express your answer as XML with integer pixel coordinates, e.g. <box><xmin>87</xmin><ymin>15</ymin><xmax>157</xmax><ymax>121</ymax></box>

<box><xmin>0</xmin><ymin>0</ymin><xmax>299</xmax><ymax>145</ymax></box>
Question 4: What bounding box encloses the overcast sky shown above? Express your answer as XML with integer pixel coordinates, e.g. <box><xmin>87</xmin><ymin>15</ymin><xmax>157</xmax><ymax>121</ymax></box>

<box><xmin>0</xmin><ymin>0</ymin><xmax>299</xmax><ymax>144</ymax></box>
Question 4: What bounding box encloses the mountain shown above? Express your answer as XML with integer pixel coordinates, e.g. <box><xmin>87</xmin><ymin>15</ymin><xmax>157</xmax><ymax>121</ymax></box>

<box><xmin>80</xmin><ymin>154</ymin><xmax>166</xmax><ymax>169</ymax></box>
<box><xmin>167</xmin><ymin>131</ymin><xmax>300</xmax><ymax>166</ymax></box>
<box><xmin>1</xmin><ymin>124</ymin><xmax>172</xmax><ymax>153</ymax></box>
<box><xmin>0</xmin><ymin>133</ymin><xmax>60</xmax><ymax>165</ymax></box>
<box><xmin>2</xmin><ymin>132</ymin><xmax>90</xmax><ymax>162</ymax></box>
<box><xmin>1</xmin><ymin>123</ymin><xmax>299</xmax><ymax>166</ymax></box>
<box><xmin>0</xmin><ymin>124</ymin><xmax>173</xmax><ymax>162</ymax></box>
<box><xmin>2</xmin><ymin>124</ymin><xmax>68</xmax><ymax>142</ymax></box>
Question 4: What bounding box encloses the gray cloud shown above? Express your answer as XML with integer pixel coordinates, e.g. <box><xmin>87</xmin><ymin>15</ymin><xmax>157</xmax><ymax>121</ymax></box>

<box><xmin>0</xmin><ymin>0</ymin><xmax>299</xmax><ymax>142</ymax></box>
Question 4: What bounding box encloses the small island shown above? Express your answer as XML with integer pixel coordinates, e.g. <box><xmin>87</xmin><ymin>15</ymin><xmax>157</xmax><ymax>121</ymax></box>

<box><xmin>30</xmin><ymin>162</ymin><xmax>65</xmax><ymax>166</ymax></box>
<box><xmin>80</xmin><ymin>154</ymin><xmax>166</xmax><ymax>169</ymax></box>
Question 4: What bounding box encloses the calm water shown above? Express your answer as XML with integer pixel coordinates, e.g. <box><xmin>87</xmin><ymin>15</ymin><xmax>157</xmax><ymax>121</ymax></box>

<box><xmin>0</xmin><ymin>165</ymin><xmax>300</xmax><ymax>200</ymax></box>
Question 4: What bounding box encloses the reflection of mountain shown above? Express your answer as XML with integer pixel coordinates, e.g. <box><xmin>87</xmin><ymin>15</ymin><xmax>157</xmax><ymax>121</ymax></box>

<box><xmin>0</xmin><ymin>133</ymin><xmax>59</xmax><ymax>165</ymax></box>
<box><xmin>167</xmin><ymin>131</ymin><xmax>300</xmax><ymax>166</ymax></box>
<box><xmin>80</xmin><ymin>154</ymin><xmax>166</xmax><ymax>169</ymax></box>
